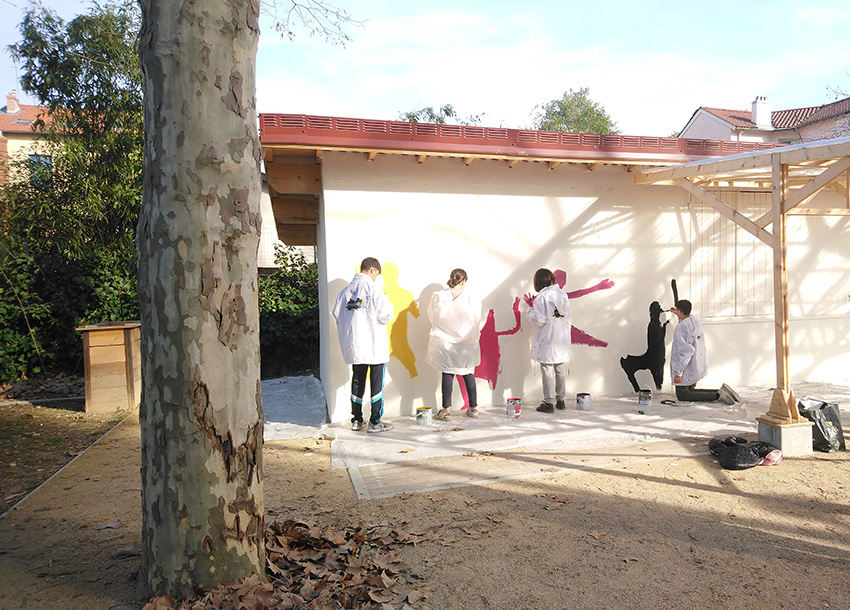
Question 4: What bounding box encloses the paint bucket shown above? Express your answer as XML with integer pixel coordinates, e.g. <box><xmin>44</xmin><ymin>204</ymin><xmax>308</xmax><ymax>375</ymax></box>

<box><xmin>416</xmin><ymin>406</ymin><xmax>432</xmax><ymax>426</ymax></box>
<box><xmin>639</xmin><ymin>388</ymin><xmax>652</xmax><ymax>407</ymax></box>
<box><xmin>506</xmin><ymin>398</ymin><xmax>521</xmax><ymax>419</ymax></box>
<box><xmin>576</xmin><ymin>393</ymin><xmax>591</xmax><ymax>411</ymax></box>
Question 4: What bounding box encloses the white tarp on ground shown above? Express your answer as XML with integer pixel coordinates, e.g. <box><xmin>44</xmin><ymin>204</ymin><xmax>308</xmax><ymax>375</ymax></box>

<box><xmin>327</xmin><ymin>382</ymin><xmax>850</xmax><ymax>470</ymax></box>
<box><xmin>262</xmin><ymin>375</ymin><xmax>327</xmax><ymax>440</ymax></box>
<box><xmin>259</xmin><ymin>376</ymin><xmax>849</xmax><ymax>470</ymax></box>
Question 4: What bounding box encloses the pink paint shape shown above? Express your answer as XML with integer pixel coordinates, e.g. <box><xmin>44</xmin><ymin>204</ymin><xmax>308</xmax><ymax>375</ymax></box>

<box><xmin>567</xmin><ymin>278</ymin><xmax>615</xmax><ymax>299</ymax></box>
<box><xmin>474</xmin><ymin>297</ymin><xmax>521</xmax><ymax>390</ymax></box>
<box><xmin>458</xmin><ymin>375</ymin><xmax>469</xmax><ymax>410</ymax></box>
<box><xmin>565</xmin><ymin>275</ymin><xmax>614</xmax><ymax>347</ymax></box>
<box><xmin>572</xmin><ymin>326</ymin><xmax>608</xmax><ymax>348</ymax></box>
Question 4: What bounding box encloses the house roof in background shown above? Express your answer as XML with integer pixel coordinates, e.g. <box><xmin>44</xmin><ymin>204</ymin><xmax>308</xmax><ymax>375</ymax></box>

<box><xmin>0</xmin><ymin>102</ymin><xmax>48</xmax><ymax>135</ymax></box>
<box><xmin>700</xmin><ymin>97</ymin><xmax>850</xmax><ymax>131</ymax></box>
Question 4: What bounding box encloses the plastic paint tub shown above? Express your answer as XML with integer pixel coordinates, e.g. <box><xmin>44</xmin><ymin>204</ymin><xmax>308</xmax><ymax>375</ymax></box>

<box><xmin>576</xmin><ymin>393</ymin><xmax>591</xmax><ymax>410</ymax></box>
<box><xmin>416</xmin><ymin>406</ymin><xmax>432</xmax><ymax>426</ymax></box>
<box><xmin>639</xmin><ymin>388</ymin><xmax>652</xmax><ymax>406</ymax></box>
<box><xmin>506</xmin><ymin>398</ymin><xmax>521</xmax><ymax>418</ymax></box>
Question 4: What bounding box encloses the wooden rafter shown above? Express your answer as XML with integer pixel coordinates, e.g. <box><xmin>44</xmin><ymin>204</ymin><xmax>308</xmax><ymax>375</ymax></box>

<box><xmin>675</xmin><ymin>178</ymin><xmax>772</xmax><ymax>245</ymax></box>
<box><xmin>754</xmin><ymin>156</ymin><xmax>850</xmax><ymax>228</ymax></box>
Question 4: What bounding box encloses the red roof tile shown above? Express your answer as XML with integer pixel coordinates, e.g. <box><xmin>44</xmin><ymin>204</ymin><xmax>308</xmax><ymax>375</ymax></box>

<box><xmin>0</xmin><ymin>103</ymin><xmax>49</xmax><ymax>134</ymax></box>
<box><xmin>702</xmin><ymin>97</ymin><xmax>849</xmax><ymax>130</ymax></box>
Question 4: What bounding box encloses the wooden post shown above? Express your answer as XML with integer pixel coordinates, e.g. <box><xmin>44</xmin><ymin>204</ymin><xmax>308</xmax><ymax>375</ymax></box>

<box><xmin>771</xmin><ymin>157</ymin><xmax>790</xmax><ymax>393</ymax></box>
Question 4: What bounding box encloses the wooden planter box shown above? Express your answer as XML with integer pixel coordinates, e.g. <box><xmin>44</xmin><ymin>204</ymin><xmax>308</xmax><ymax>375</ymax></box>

<box><xmin>76</xmin><ymin>321</ymin><xmax>141</xmax><ymax>414</ymax></box>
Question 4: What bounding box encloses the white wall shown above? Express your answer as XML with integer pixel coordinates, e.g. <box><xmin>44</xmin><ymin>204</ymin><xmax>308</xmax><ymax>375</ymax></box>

<box><xmin>318</xmin><ymin>152</ymin><xmax>850</xmax><ymax>422</ymax></box>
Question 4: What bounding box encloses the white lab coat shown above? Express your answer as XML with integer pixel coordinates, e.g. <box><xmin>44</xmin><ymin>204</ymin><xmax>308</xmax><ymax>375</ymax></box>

<box><xmin>670</xmin><ymin>315</ymin><xmax>708</xmax><ymax>386</ymax></box>
<box><xmin>332</xmin><ymin>273</ymin><xmax>394</xmax><ymax>365</ymax></box>
<box><xmin>521</xmin><ymin>284</ymin><xmax>572</xmax><ymax>364</ymax></box>
<box><xmin>425</xmin><ymin>288</ymin><xmax>482</xmax><ymax>375</ymax></box>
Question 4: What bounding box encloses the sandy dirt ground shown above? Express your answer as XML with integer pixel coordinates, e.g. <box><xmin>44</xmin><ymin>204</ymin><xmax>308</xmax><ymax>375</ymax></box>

<box><xmin>1</xmin><ymin>404</ymin><xmax>848</xmax><ymax>610</ymax></box>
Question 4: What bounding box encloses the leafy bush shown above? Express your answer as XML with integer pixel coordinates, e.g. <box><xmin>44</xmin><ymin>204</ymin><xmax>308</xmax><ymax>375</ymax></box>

<box><xmin>258</xmin><ymin>245</ymin><xmax>319</xmax><ymax>379</ymax></box>
<box><xmin>0</xmin><ymin>253</ymin><xmax>52</xmax><ymax>382</ymax></box>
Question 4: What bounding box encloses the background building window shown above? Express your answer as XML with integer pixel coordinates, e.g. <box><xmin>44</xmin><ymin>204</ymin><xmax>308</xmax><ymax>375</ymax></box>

<box><xmin>28</xmin><ymin>154</ymin><xmax>52</xmax><ymax>189</ymax></box>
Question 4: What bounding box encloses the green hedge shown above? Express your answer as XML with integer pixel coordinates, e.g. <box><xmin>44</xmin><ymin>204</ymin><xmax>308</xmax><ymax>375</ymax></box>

<box><xmin>258</xmin><ymin>245</ymin><xmax>319</xmax><ymax>379</ymax></box>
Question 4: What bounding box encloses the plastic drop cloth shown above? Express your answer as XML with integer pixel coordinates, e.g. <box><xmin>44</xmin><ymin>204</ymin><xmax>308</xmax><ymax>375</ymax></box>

<box><xmin>425</xmin><ymin>288</ymin><xmax>481</xmax><ymax>375</ymax></box>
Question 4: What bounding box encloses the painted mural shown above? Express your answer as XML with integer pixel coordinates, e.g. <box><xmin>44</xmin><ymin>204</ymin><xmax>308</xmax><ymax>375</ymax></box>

<box><xmin>382</xmin><ymin>262</ymin><xmax>420</xmax><ymax>378</ymax></box>
<box><xmin>379</xmin><ymin>264</ymin><xmax>616</xmax><ymax>398</ymax></box>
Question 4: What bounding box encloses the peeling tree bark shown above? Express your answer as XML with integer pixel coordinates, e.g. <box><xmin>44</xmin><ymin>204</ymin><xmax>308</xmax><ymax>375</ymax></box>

<box><xmin>137</xmin><ymin>0</ymin><xmax>264</xmax><ymax>598</ymax></box>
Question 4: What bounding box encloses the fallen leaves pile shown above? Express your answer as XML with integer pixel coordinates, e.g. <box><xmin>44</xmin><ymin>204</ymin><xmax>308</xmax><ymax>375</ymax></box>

<box><xmin>0</xmin><ymin>373</ymin><xmax>84</xmax><ymax>400</ymax></box>
<box><xmin>142</xmin><ymin>517</ymin><xmax>438</xmax><ymax>610</ymax></box>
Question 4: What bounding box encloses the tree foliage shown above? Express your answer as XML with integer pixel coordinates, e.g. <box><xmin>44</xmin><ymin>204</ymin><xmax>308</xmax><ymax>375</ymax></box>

<box><xmin>0</xmin><ymin>0</ymin><xmax>142</xmax><ymax>384</ymax></box>
<box><xmin>532</xmin><ymin>87</ymin><xmax>619</xmax><ymax>134</ymax></box>
<box><xmin>399</xmin><ymin>103</ymin><xmax>484</xmax><ymax>126</ymax></box>
<box><xmin>258</xmin><ymin>246</ymin><xmax>319</xmax><ymax>378</ymax></box>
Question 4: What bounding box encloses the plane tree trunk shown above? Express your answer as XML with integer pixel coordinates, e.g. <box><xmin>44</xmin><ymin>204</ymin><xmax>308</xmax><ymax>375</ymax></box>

<box><xmin>136</xmin><ymin>0</ymin><xmax>264</xmax><ymax>598</ymax></box>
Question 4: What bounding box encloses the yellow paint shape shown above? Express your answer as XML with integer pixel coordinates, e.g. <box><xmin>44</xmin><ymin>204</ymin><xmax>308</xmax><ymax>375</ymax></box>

<box><xmin>382</xmin><ymin>262</ymin><xmax>420</xmax><ymax>378</ymax></box>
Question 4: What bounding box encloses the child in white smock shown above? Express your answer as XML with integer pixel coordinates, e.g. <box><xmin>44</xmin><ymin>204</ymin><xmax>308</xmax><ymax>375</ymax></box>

<box><xmin>426</xmin><ymin>268</ymin><xmax>482</xmax><ymax>420</ymax></box>
<box><xmin>521</xmin><ymin>268</ymin><xmax>571</xmax><ymax>413</ymax></box>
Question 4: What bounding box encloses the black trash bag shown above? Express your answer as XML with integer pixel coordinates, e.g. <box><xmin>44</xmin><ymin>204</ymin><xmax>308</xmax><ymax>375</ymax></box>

<box><xmin>709</xmin><ymin>437</ymin><xmax>779</xmax><ymax>470</ymax></box>
<box><xmin>797</xmin><ymin>399</ymin><xmax>846</xmax><ymax>453</ymax></box>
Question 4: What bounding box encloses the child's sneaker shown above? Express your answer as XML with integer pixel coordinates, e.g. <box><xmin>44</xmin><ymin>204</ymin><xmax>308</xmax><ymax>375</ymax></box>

<box><xmin>434</xmin><ymin>410</ymin><xmax>451</xmax><ymax>421</ymax></box>
<box><xmin>536</xmin><ymin>402</ymin><xmax>555</xmax><ymax>414</ymax></box>
<box><xmin>555</xmin><ymin>399</ymin><xmax>566</xmax><ymax>410</ymax></box>
<box><xmin>466</xmin><ymin>408</ymin><xmax>479</xmax><ymax>418</ymax></box>
<box><xmin>351</xmin><ymin>420</ymin><xmax>366</xmax><ymax>431</ymax></box>
<box><xmin>367</xmin><ymin>420</ymin><xmax>393</xmax><ymax>433</ymax></box>
<box><xmin>720</xmin><ymin>383</ymin><xmax>740</xmax><ymax>403</ymax></box>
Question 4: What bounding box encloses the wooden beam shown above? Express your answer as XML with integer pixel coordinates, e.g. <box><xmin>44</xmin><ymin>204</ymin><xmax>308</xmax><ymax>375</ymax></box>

<box><xmin>675</xmin><ymin>178</ymin><xmax>773</xmax><ymax>245</ymax></box>
<box><xmin>785</xmin><ymin>208</ymin><xmax>850</xmax><ymax>216</ymax></box>
<box><xmin>464</xmin><ymin>157</ymin><xmax>475</xmax><ymax>166</ymax></box>
<box><xmin>772</xmin><ymin>158</ymin><xmax>790</xmax><ymax>393</ymax></box>
<box><xmin>782</xmin><ymin>157</ymin><xmax>850</xmax><ymax>212</ymax></box>
<box><xmin>368</xmin><ymin>152</ymin><xmax>377</xmax><ymax>162</ymax></box>
<box><xmin>507</xmin><ymin>159</ymin><xmax>519</xmax><ymax>169</ymax></box>
<box><xmin>548</xmin><ymin>161</ymin><xmax>561</xmax><ymax>170</ymax></box>
<box><xmin>265</xmin><ymin>161</ymin><xmax>321</xmax><ymax>195</ymax></box>
<box><xmin>417</xmin><ymin>154</ymin><xmax>427</xmax><ymax>164</ymax></box>
<box><xmin>275</xmin><ymin>224</ymin><xmax>316</xmax><ymax>246</ymax></box>
<box><xmin>635</xmin><ymin>138</ymin><xmax>850</xmax><ymax>185</ymax></box>
<box><xmin>754</xmin><ymin>156</ymin><xmax>850</xmax><ymax>228</ymax></box>
<box><xmin>586</xmin><ymin>163</ymin><xmax>600</xmax><ymax>171</ymax></box>
<box><xmin>271</xmin><ymin>197</ymin><xmax>319</xmax><ymax>224</ymax></box>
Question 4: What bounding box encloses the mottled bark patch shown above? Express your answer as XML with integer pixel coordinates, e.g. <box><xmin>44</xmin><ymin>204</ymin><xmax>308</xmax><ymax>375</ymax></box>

<box><xmin>221</xmin><ymin>71</ymin><xmax>244</xmax><ymax>117</ymax></box>
<box><xmin>227</xmin><ymin>137</ymin><xmax>250</xmax><ymax>164</ymax></box>
<box><xmin>217</xmin><ymin>283</ymin><xmax>248</xmax><ymax>347</ymax></box>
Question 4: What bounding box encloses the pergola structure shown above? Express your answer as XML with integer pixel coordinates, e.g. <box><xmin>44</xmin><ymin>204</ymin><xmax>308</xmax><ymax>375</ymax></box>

<box><xmin>635</xmin><ymin>137</ymin><xmax>850</xmax><ymax>432</ymax></box>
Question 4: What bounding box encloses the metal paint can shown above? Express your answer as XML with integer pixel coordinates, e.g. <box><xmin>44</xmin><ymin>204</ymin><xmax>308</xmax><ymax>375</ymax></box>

<box><xmin>576</xmin><ymin>393</ymin><xmax>591</xmax><ymax>410</ymax></box>
<box><xmin>416</xmin><ymin>406</ymin><xmax>432</xmax><ymax>426</ymax></box>
<box><xmin>506</xmin><ymin>398</ymin><xmax>521</xmax><ymax>419</ymax></box>
<box><xmin>639</xmin><ymin>388</ymin><xmax>652</xmax><ymax>407</ymax></box>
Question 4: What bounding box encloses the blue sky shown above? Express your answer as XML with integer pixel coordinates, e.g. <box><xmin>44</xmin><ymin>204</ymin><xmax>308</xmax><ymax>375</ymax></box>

<box><xmin>2</xmin><ymin>0</ymin><xmax>849</xmax><ymax>136</ymax></box>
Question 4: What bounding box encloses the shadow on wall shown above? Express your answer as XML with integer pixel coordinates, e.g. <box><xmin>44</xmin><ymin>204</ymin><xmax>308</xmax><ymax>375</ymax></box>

<box><xmin>326</xmin><ymin>277</ymin><xmax>349</xmax><ymax>421</ymax></box>
<box><xmin>323</xmin><ymin>167</ymin><xmax>850</xmax><ymax>415</ymax></box>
